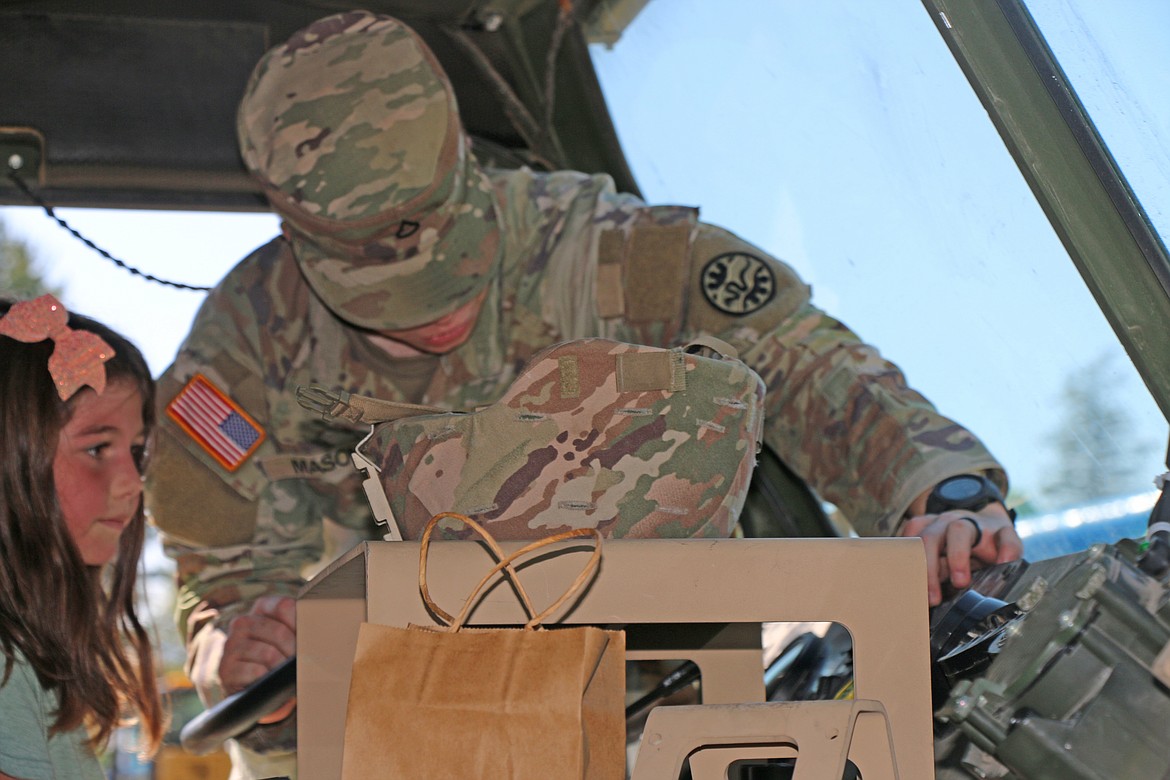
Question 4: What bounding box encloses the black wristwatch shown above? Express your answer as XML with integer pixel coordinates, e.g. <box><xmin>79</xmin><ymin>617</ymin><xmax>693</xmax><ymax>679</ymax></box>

<box><xmin>926</xmin><ymin>474</ymin><xmax>1015</xmax><ymax>522</ymax></box>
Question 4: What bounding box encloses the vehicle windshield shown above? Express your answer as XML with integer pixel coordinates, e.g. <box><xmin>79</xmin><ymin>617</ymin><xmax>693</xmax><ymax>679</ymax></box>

<box><xmin>588</xmin><ymin>0</ymin><xmax>1169</xmax><ymax>558</ymax></box>
<box><xmin>1</xmin><ymin>0</ymin><xmax>1166</xmax><ymax>563</ymax></box>
<box><xmin>1025</xmin><ymin>0</ymin><xmax>1170</xmax><ymax>243</ymax></box>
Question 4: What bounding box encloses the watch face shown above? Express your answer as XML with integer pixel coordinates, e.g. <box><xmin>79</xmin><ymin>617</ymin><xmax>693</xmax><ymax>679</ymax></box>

<box><xmin>927</xmin><ymin>474</ymin><xmax>1005</xmax><ymax>516</ymax></box>
<box><xmin>940</xmin><ymin>475</ymin><xmax>984</xmax><ymax>503</ymax></box>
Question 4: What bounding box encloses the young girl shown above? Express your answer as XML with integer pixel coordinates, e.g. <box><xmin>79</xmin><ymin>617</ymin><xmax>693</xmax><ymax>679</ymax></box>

<box><xmin>0</xmin><ymin>295</ymin><xmax>165</xmax><ymax>779</ymax></box>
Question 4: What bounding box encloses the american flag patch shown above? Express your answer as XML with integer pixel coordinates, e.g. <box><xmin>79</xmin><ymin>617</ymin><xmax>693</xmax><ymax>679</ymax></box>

<box><xmin>166</xmin><ymin>374</ymin><xmax>265</xmax><ymax>472</ymax></box>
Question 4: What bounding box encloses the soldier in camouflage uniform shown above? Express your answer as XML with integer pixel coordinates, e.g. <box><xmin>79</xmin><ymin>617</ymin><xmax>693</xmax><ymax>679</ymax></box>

<box><xmin>147</xmin><ymin>11</ymin><xmax>1021</xmax><ymax>777</ymax></box>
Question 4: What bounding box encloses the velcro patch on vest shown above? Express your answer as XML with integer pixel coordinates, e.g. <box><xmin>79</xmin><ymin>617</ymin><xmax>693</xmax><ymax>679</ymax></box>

<box><xmin>166</xmin><ymin>374</ymin><xmax>265</xmax><ymax>472</ymax></box>
<box><xmin>626</xmin><ymin>221</ymin><xmax>691</xmax><ymax>323</ymax></box>
<box><xmin>596</xmin><ymin>229</ymin><xmax>626</xmax><ymax>319</ymax></box>
<box><xmin>616</xmin><ymin>350</ymin><xmax>686</xmax><ymax>393</ymax></box>
<box><xmin>558</xmin><ymin>355</ymin><xmax>581</xmax><ymax>398</ymax></box>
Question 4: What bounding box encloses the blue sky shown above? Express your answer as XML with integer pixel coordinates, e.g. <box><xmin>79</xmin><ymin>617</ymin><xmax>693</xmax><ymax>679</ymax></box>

<box><xmin>2</xmin><ymin>0</ymin><xmax>1167</xmax><ymax>510</ymax></box>
<box><xmin>588</xmin><ymin>0</ymin><xmax>1169</xmax><ymax>507</ymax></box>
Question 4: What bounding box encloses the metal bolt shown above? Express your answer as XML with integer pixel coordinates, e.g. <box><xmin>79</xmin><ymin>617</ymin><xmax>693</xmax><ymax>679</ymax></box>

<box><xmin>1076</xmin><ymin>564</ymin><xmax>1107</xmax><ymax>600</ymax></box>
<box><xmin>1017</xmin><ymin>577</ymin><xmax>1049</xmax><ymax>612</ymax></box>
<box><xmin>1059</xmin><ymin>610</ymin><xmax>1077</xmax><ymax>629</ymax></box>
<box><xmin>482</xmin><ymin>12</ymin><xmax>503</xmax><ymax>31</ymax></box>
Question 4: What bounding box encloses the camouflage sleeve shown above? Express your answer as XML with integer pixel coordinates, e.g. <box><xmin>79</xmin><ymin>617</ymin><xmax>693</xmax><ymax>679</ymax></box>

<box><xmin>684</xmin><ymin>223</ymin><xmax>1006</xmax><ymax>536</ymax></box>
<box><xmin>145</xmin><ymin>243</ymin><xmax>335</xmax><ymax>710</ymax></box>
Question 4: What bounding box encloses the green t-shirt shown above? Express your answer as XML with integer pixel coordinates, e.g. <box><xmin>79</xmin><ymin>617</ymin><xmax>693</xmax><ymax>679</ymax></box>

<box><xmin>0</xmin><ymin>652</ymin><xmax>103</xmax><ymax>780</ymax></box>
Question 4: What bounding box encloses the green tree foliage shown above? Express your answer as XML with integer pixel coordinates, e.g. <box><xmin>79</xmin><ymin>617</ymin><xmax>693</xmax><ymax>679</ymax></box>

<box><xmin>1042</xmin><ymin>351</ymin><xmax>1156</xmax><ymax>508</ymax></box>
<box><xmin>0</xmin><ymin>217</ymin><xmax>62</xmax><ymax>300</ymax></box>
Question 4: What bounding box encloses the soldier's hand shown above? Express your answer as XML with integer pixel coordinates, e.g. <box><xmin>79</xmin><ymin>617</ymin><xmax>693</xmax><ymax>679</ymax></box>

<box><xmin>899</xmin><ymin>503</ymin><xmax>1023</xmax><ymax>607</ymax></box>
<box><xmin>221</xmin><ymin>595</ymin><xmax>297</xmax><ymax>723</ymax></box>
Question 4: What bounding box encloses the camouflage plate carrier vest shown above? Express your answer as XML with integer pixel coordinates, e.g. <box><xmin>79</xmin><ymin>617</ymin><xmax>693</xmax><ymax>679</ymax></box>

<box><xmin>299</xmin><ymin>337</ymin><xmax>766</xmax><ymax>542</ymax></box>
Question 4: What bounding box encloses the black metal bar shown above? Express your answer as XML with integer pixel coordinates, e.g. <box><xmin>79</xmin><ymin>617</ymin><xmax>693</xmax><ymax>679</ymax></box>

<box><xmin>179</xmin><ymin>655</ymin><xmax>297</xmax><ymax>756</ymax></box>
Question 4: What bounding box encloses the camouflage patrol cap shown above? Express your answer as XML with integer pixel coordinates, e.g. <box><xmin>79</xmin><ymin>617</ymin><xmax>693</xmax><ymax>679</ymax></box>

<box><xmin>237</xmin><ymin>10</ymin><xmax>500</xmax><ymax>331</ymax></box>
<box><xmin>360</xmin><ymin>338</ymin><xmax>766</xmax><ymax>542</ymax></box>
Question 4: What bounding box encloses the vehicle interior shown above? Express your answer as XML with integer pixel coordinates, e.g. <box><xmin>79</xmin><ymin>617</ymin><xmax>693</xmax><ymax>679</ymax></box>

<box><xmin>2</xmin><ymin>0</ymin><xmax>1169</xmax><ymax>778</ymax></box>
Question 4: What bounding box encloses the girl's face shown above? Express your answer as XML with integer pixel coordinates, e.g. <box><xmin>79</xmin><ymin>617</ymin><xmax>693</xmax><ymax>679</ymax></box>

<box><xmin>53</xmin><ymin>379</ymin><xmax>146</xmax><ymax>565</ymax></box>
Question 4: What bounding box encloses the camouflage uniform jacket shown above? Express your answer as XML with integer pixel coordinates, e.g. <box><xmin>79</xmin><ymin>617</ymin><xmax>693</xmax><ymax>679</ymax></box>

<box><xmin>150</xmin><ymin>165</ymin><xmax>1003</xmax><ymax>730</ymax></box>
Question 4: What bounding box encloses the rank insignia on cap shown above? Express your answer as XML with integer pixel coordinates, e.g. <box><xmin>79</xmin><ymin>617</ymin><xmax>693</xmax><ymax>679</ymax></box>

<box><xmin>700</xmin><ymin>252</ymin><xmax>776</xmax><ymax>315</ymax></box>
<box><xmin>166</xmin><ymin>374</ymin><xmax>266</xmax><ymax>472</ymax></box>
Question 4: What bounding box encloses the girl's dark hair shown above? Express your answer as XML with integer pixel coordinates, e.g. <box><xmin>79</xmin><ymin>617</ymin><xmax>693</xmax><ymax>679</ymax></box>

<box><xmin>0</xmin><ymin>298</ymin><xmax>165</xmax><ymax>754</ymax></box>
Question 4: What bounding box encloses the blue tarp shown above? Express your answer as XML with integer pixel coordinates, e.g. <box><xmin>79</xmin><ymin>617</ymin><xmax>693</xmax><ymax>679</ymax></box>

<box><xmin>1017</xmin><ymin>491</ymin><xmax>1158</xmax><ymax>561</ymax></box>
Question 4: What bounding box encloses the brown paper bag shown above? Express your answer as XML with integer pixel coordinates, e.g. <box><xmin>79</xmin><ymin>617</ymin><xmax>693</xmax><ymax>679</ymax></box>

<box><xmin>341</xmin><ymin>513</ymin><xmax>627</xmax><ymax>779</ymax></box>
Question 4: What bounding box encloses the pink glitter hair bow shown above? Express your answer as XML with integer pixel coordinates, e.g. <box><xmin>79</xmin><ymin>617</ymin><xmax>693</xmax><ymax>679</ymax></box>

<box><xmin>0</xmin><ymin>294</ymin><xmax>116</xmax><ymax>400</ymax></box>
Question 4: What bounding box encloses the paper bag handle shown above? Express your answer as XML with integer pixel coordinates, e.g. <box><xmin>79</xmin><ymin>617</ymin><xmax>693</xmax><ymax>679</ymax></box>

<box><xmin>419</xmin><ymin>512</ymin><xmax>538</xmax><ymax>623</ymax></box>
<box><xmin>419</xmin><ymin>512</ymin><xmax>602</xmax><ymax>632</ymax></box>
<box><xmin>451</xmin><ymin>527</ymin><xmax>602</xmax><ymax>631</ymax></box>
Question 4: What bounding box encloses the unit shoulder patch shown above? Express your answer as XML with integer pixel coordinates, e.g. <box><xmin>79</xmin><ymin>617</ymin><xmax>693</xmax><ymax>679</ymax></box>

<box><xmin>166</xmin><ymin>373</ymin><xmax>266</xmax><ymax>472</ymax></box>
<box><xmin>700</xmin><ymin>252</ymin><xmax>777</xmax><ymax>315</ymax></box>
